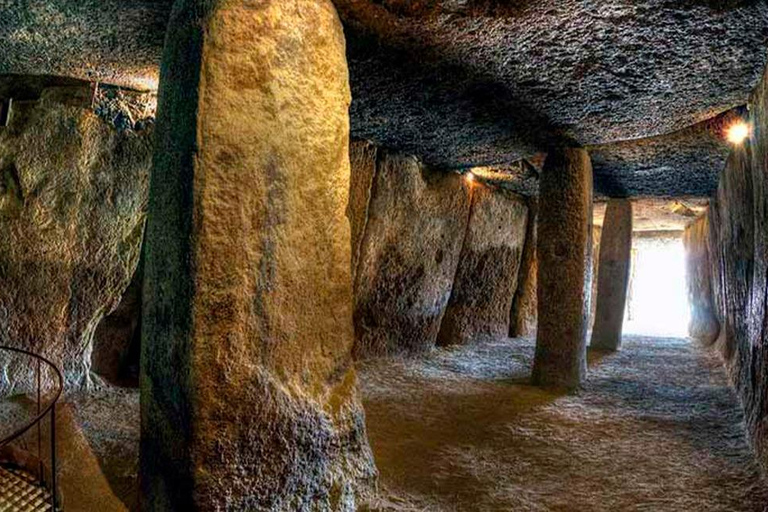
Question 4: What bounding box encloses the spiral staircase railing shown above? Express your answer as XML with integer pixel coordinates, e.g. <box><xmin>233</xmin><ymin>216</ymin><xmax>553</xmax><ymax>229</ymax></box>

<box><xmin>0</xmin><ymin>346</ymin><xmax>63</xmax><ymax>511</ymax></box>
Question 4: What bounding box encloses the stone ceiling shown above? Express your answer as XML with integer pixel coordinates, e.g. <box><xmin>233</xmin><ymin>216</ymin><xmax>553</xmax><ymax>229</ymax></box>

<box><xmin>593</xmin><ymin>197</ymin><xmax>709</xmax><ymax>232</ymax></box>
<box><xmin>0</xmin><ymin>0</ymin><xmax>766</xmax><ymax>197</ymax></box>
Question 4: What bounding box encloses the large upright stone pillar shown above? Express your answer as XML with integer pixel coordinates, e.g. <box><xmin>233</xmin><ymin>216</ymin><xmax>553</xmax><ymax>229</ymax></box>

<box><xmin>590</xmin><ymin>199</ymin><xmax>633</xmax><ymax>351</ymax></box>
<box><xmin>140</xmin><ymin>1</ymin><xmax>376</xmax><ymax>510</ymax></box>
<box><xmin>532</xmin><ymin>148</ymin><xmax>594</xmax><ymax>389</ymax></box>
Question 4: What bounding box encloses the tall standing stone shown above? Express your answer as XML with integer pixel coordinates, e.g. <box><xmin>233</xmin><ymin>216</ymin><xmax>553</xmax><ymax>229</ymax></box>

<box><xmin>532</xmin><ymin>148</ymin><xmax>594</xmax><ymax>389</ymax></box>
<box><xmin>352</xmin><ymin>153</ymin><xmax>471</xmax><ymax>358</ymax></box>
<box><xmin>140</xmin><ymin>1</ymin><xmax>376</xmax><ymax>510</ymax></box>
<box><xmin>510</xmin><ymin>199</ymin><xmax>538</xmax><ymax>338</ymax></box>
<box><xmin>437</xmin><ymin>185</ymin><xmax>528</xmax><ymax>346</ymax></box>
<box><xmin>590</xmin><ymin>199</ymin><xmax>633</xmax><ymax>351</ymax></box>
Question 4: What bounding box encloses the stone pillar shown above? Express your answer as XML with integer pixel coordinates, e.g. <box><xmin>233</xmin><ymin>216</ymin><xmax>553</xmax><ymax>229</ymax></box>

<box><xmin>532</xmin><ymin>148</ymin><xmax>594</xmax><ymax>389</ymax></box>
<box><xmin>351</xmin><ymin>152</ymin><xmax>471</xmax><ymax>358</ymax></box>
<box><xmin>140</xmin><ymin>1</ymin><xmax>376</xmax><ymax>510</ymax></box>
<box><xmin>437</xmin><ymin>186</ymin><xmax>528</xmax><ymax>346</ymax></box>
<box><xmin>509</xmin><ymin>199</ymin><xmax>538</xmax><ymax>338</ymax></box>
<box><xmin>683</xmin><ymin>213</ymin><xmax>720</xmax><ymax>345</ymax></box>
<box><xmin>590</xmin><ymin>199</ymin><xmax>633</xmax><ymax>351</ymax></box>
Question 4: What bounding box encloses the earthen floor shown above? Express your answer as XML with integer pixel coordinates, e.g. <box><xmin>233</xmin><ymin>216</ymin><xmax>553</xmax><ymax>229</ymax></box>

<box><xmin>359</xmin><ymin>336</ymin><xmax>768</xmax><ymax>511</ymax></box>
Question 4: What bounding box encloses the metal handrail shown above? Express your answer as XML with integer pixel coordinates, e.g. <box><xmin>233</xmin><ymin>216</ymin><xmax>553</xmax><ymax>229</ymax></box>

<box><xmin>0</xmin><ymin>345</ymin><xmax>63</xmax><ymax>510</ymax></box>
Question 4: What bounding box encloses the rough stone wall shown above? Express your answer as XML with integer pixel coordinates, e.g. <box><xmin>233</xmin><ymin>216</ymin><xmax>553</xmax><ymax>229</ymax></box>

<box><xmin>682</xmin><ymin>213</ymin><xmax>720</xmax><ymax>346</ymax></box>
<box><xmin>348</xmin><ymin>140</ymin><xmax>378</xmax><ymax>282</ymax></box>
<box><xmin>0</xmin><ymin>85</ymin><xmax>152</xmax><ymax>391</ymax></box>
<box><xmin>699</xmin><ymin>64</ymin><xmax>768</xmax><ymax>471</ymax></box>
<box><xmin>589</xmin><ymin>225</ymin><xmax>602</xmax><ymax>333</ymax></box>
<box><xmin>437</xmin><ymin>185</ymin><xmax>528</xmax><ymax>346</ymax></box>
<box><xmin>351</xmin><ymin>152</ymin><xmax>471</xmax><ymax>358</ymax></box>
<box><xmin>140</xmin><ymin>1</ymin><xmax>376</xmax><ymax>509</ymax></box>
<box><xmin>510</xmin><ymin>199</ymin><xmax>538</xmax><ymax>338</ymax></box>
<box><xmin>92</xmin><ymin>255</ymin><xmax>143</xmax><ymax>387</ymax></box>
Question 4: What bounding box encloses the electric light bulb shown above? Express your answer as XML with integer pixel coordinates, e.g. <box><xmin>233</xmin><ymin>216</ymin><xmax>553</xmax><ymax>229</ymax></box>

<box><xmin>726</xmin><ymin>121</ymin><xmax>750</xmax><ymax>145</ymax></box>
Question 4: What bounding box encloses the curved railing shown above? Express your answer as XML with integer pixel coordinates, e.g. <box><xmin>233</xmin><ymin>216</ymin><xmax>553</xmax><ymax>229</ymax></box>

<box><xmin>0</xmin><ymin>346</ymin><xmax>63</xmax><ymax>510</ymax></box>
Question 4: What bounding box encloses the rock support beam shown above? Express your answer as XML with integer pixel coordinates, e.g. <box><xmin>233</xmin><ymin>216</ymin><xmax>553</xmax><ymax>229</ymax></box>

<box><xmin>532</xmin><ymin>148</ymin><xmax>594</xmax><ymax>389</ymax></box>
<box><xmin>437</xmin><ymin>185</ymin><xmax>528</xmax><ymax>346</ymax></box>
<box><xmin>590</xmin><ymin>199</ymin><xmax>633</xmax><ymax>351</ymax></box>
<box><xmin>140</xmin><ymin>1</ymin><xmax>375</xmax><ymax>509</ymax></box>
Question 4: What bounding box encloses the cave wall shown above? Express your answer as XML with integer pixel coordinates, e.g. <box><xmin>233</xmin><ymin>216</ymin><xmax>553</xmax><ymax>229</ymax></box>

<box><xmin>682</xmin><ymin>213</ymin><xmax>720</xmax><ymax>345</ymax></box>
<box><xmin>437</xmin><ymin>185</ymin><xmax>528</xmax><ymax>346</ymax></box>
<box><xmin>0</xmin><ymin>84</ymin><xmax>152</xmax><ymax>391</ymax></box>
<box><xmin>510</xmin><ymin>199</ymin><xmax>538</xmax><ymax>338</ymax></box>
<box><xmin>688</xmin><ymin>64</ymin><xmax>768</xmax><ymax>471</ymax></box>
<box><xmin>351</xmin><ymin>149</ymin><xmax>471</xmax><ymax>357</ymax></box>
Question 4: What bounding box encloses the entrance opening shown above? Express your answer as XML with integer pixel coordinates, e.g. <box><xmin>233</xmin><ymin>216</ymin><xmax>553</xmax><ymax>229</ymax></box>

<box><xmin>623</xmin><ymin>233</ymin><xmax>690</xmax><ymax>337</ymax></box>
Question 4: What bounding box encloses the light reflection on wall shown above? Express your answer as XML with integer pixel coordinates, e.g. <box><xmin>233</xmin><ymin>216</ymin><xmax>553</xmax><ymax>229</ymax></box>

<box><xmin>623</xmin><ymin>233</ymin><xmax>690</xmax><ymax>338</ymax></box>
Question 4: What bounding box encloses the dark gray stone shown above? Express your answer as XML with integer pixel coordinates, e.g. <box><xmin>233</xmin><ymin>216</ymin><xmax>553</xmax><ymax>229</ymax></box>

<box><xmin>532</xmin><ymin>148</ymin><xmax>594</xmax><ymax>389</ymax></box>
<box><xmin>352</xmin><ymin>152</ymin><xmax>471</xmax><ymax>358</ymax></box>
<box><xmin>591</xmin><ymin>199</ymin><xmax>633</xmax><ymax>351</ymax></box>
<box><xmin>437</xmin><ymin>185</ymin><xmax>528</xmax><ymax>346</ymax></box>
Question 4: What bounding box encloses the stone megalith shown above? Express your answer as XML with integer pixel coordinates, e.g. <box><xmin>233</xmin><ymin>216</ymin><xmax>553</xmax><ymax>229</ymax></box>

<box><xmin>683</xmin><ymin>213</ymin><xmax>720</xmax><ymax>345</ymax></box>
<box><xmin>437</xmin><ymin>185</ymin><xmax>528</xmax><ymax>346</ymax></box>
<box><xmin>510</xmin><ymin>199</ymin><xmax>538</xmax><ymax>338</ymax></box>
<box><xmin>352</xmin><ymin>153</ymin><xmax>471</xmax><ymax>358</ymax></box>
<box><xmin>532</xmin><ymin>148</ymin><xmax>594</xmax><ymax>389</ymax></box>
<box><xmin>140</xmin><ymin>1</ymin><xmax>376</xmax><ymax>510</ymax></box>
<box><xmin>348</xmin><ymin>141</ymin><xmax>378</xmax><ymax>283</ymax></box>
<box><xmin>0</xmin><ymin>85</ymin><xmax>152</xmax><ymax>391</ymax></box>
<box><xmin>590</xmin><ymin>199</ymin><xmax>633</xmax><ymax>351</ymax></box>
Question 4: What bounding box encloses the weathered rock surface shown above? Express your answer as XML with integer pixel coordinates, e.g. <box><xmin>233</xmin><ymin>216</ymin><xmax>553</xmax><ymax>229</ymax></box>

<box><xmin>338</xmin><ymin>1</ymin><xmax>768</xmax><ymax>166</ymax></box>
<box><xmin>589</xmin><ymin>225</ymin><xmax>602</xmax><ymax>333</ymax></box>
<box><xmin>510</xmin><ymin>199</ymin><xmax>538</xmax><ymax>338</ymax></box>
<box><xmin>140</xmin><ymin>1</ymin><xmax>376</xmax><ymax>509</ymax></box>
<box><xmin>533</xmin><ymin>148</ymin><xmax>593</xmax><ymax>389</ymax></box>
<box><xmin>437</xmin><ymin>185</ymin><xmax>528</xmax><ymax>346</ymax></box>
<box><xmin>1</xmin><ymin>2</ymin><xmax>766</xmax><ymax>197</ymax></box>
<box><xmin>0</xmin><ymin>1</ymin><xmax>170</xmax><ymax>91</ymax></box>
<box><xmin>0</xmin><ymin>84</ymin><xmax>152</xmax><ymax>390</ymax></box>
<box><xmin>594</xmin><ymin>197</ymin><xmax>708</xmax><ymax>233</ymax></box>
<box><xmin>591</xmin><ymin>199</ymin><xmax>633</xmax><ymax>351</ymax></box>
<box><xmin>683</xmin><ymin>213</ymin><xmax>720</xmax><ymax>346</ymax></box>
<box><xmin>92</xmin><ymin>257</ymin><xmax>143</xmax><ymax>387</ymax></box>
<box><xmin>353</xmin><ymin>152</ymin><xmax>471</xmax><ymax>358</ymax></box>
<box><xmin>699</xmin><ymin>62</ymin><xmax>768</xmax><ymax>472</ymax></box>
<box><xmin>590</xmin><ymin>109</ymin><xmax>741</xmax><ymax>197</ymax></box>
<box><xmin>348</xmin><ymin>141</ymin><xmax>378</xmax><ymax>283</ymax></box>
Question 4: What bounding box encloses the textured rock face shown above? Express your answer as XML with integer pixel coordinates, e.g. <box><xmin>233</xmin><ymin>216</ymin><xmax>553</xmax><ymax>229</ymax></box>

<box><xmin>352</xmin><ymin>152</ymin><xmax>471</xmax><ymax>358</ymax></box>
<box><xmin>593</xmin><ymin>197</ymin><xmax>708</xmax><ymax>233</ymax></box>
<box><xmin>533</xmin><ymin>148</ymin><xmax>593</xmax><ymax>389</ymax></box>
<box><xmin>590</xmin><ymin>109</ymin><xmax>739</xmax><ymax>197</ymax></box>
<box><xmin>140</xmin><ymin>1</ymin><xmax>376</xmax><ymax>509</ymax></box>
<box><xmin>0</xmin><ymin>85</ymin><xmax>152</xmax><ymax>390</ymax></box>
<box><xmin>591</xmin><ymin>199</ymin><xmax>633</xmax><ymax>351</ymax></box>
<box><xmin>437</xmin><ymin>185</ymin><xmax>528</xmax><ymax>346</ymax></box>
<box><xmin>0</xmin><ymin>3</ymin><xmax>765</xmax><ymax>198</ymax></box>
<box><xmin>700</xmin><ymin>62</ymin><xmax>768</xmax><ymax>472</ymax></box>
<box><xmin>683</xmin><ymin>214</ymin><xmax>720</xmax><ymax>346</ymax></box>
<box><xmin>92</xmin><ymin>257</ymin><xmax>143</xmax><ymax>386</ymax></box>
<box><xmin>589</xmin><ymin>225</ymin><xmax>602</xmax><ymax>333</ymax></box>
<box><xmin>348</xmin><ymin>141</ymin><xmax>378</xmax><ymax>282</ymax></box>
<box><xmin>510</xmin><ymin>199</ymin><xmax>538</xmax><ymax>338</ymax></box>
<box><xmin>337</xmin><ymin>0</ymin><xmax>768</xmax><ymax>168</ymax></box>
<box><xmin>0</xmin><ymin>1</ymin><xmax>170</xmax><ymax>91</ymax></box>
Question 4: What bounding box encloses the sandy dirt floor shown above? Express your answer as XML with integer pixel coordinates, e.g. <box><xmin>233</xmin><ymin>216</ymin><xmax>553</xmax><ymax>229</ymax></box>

<box><xmin>359</xmin><ymin>336</ymin><xmax>768</xmax><ymax>511</ymax></box>
<box><xmin>3</xmin><ymin>335</ymin><xmax>766</xmax><ymax>511</ymax></box>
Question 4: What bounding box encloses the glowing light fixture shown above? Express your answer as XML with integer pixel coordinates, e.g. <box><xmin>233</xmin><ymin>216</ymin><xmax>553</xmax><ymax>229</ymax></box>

<box><xmin>465</xmin><ymin>172</ymin><xmax>475</xmax><ymax>184</ymax></box>
<box><xmin>726</xmin><ymin>121</ymin><xmax>751</xmax><ymax>145</ymax></box>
